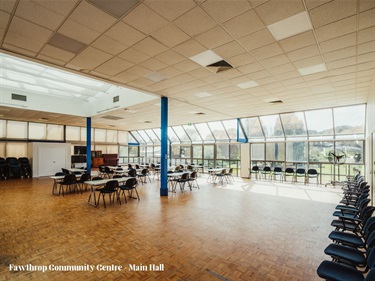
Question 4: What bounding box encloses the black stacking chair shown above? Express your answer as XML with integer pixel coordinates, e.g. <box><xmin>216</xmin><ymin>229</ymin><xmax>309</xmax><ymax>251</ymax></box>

<box><xmin>58</xmin><ymin>174</ymin><xmax>77</xmax><ymax>196</ymax></box>
<box><xmin>119</xmin><ymin>178</ymin><xmax>139</xmax><ymax>203</ymax></box>
<box><xmin>189</xmin><ymin>171</ymin><xmax>199</xmax><ymax>189</ymax></box>
<box><xmin>137</xmin><ymin>168</ymin><xmax>150</xmax><ymax>184</ymax></box>
<box><xmin>261</xmin><ymin>166</ymin><xmax>271</xmax><ymax>180</ymax></box>
<box><xmin>128</xmin><ymin>168</ymin><xmax>137</xmax><ymax>178</ymax></box>
<box><xmin>6</xmin><ymin>157</ymin><xmax>21</xmax><ymax>178</ymax></box>
<box><xmin>52</xmin><ymin>172</ymin><xmax>65</xmax><ymax>194</ymax></box>
<box><xmin>331</xmin><ymin>206</ymin><xmax>375</xmax><ymax>235</ymax></box>
<box><xmin>225</xmin><ymin>168</ymin><xmax>234</xmax><ymax>183</ymax></box>
<box><xmin>18</xmin><ymin>157</ymin><xmax>32</xmax><ymax>178</ymax></box>
<box><xmin>249</xmin><ymin>166</ymin><xmax>259</xmax><ymax>179</ymax></box>
<box><xmin>76</xmin><ymin>173</ymin><xmax>91</xmax><ymax>191</ymax></box>
<box><xmin>0</xmin><ymin>157</ymin><xmax>9</xmax><ymax>179</ymax></box>
<box><xmin>104</xmin><ymin>166</ymin><xmax>114</xmax><ymax>178</ymax></box>
<box><xmin>98</xmin><ymin>165</ymin><xmax>106</xmax><ymax>177</ymax></box>
<box><xmin>295</xmin><ymin>168</ymin><xmax>306</xmax><ymax>183</ymax></box>
<box><xmin>306</xmin><ymin>168</ymin><xmax>318</xmax><ymax>185</ymax></box>
<box><xmin>284</xmin><ymin>167</ymin><xmax>295</xmax><ymax>182</ymax></box>
<box><xmin>272</xmin><ymin>167</ymin><xmax>283</xmax><ymax>181</ymax></box>
<box><xmin>97</xmin><ymin>180</ymin><xmax>120</xmax><ymax>208</ymax></box>
<box><xmin>176</xmin><ymin>172</ymin><xmax>191</xmax><ymax>192</ymax></box>
<box><xmin>61</xmin><ymin>168</ymin><xmax>70</xmax><ymax>175</ymax></box>
<box><xmin>317</xmin><ymin>247</ymin><xmax>375</xmax><ymax>281</ymax></box>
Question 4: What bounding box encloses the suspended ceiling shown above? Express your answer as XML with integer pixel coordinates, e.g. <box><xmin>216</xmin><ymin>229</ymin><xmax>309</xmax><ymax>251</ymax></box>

<box><xmin>0</xmin><ymin>0</ymin><xmax>374</xmax><ymax>131</ymax></box>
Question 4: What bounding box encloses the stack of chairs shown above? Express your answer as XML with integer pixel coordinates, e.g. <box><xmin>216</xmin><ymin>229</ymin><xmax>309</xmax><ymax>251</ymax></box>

<box><xmin>18</xmin><ymin>157</ymin><xmax>32</xmax><ymax>178</ymax></box>
<box><xmin>0</xmin><ymin>157</ymin><xmax>9</xmax><ymax>179</ymax></box>
<box><xmin>6</xmin><ymin>157</ymin><xmax>21</xmax><ymax>178</ymax></box>
<box><xmin>317</xmin><ymin>177</ymin><xmax>375</xmax><ymax>280</ymax></box>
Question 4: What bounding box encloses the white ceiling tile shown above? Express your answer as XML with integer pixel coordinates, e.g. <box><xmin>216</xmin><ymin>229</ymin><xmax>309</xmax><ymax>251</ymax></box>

<box><xmin>201</xmin><ymin>0</ymin><xmax>252</xmax><ymax>23</ymax></box>
<box><xmin>95</xmin><ymin>57</ymin><xmax>134</xmax><ymax>76</ymax></box>
<box><xmin>358</xmin><ymin>41</ymin><xmax>375</xmax><ymax>55</ymax></box>
<box><xmin>319</xmin><ymin>33</ymin><xmax>356</xmax><ymax>53</ymax></box>
<box><xmin>227</xmin><ymin>53</ymin><xmax>256</xmax><ymax>68</ymax></box>
<box><xmin>105</xmin><ymin>22</ymin><xmax>146</xmax><ymax>47</ymax></box>
<box><xmin>287</xmin><ymin>44</ymin><xmax>320</xmax><ymax>62</ymax></box>
<box><xmin>238</xmin><ymin>28</ymin><xmax>276</xmax><ymax>51</ymax></box>
<box><xmin>255</xmin><ymin>0</ymin><xmax>305</xmax><ymax>25</ymax></box>
<box><xmin>139</xmin><ymin>58</ymin><xmax>168</xmax><ymax>72</ymax></box>
<box><xmin>213</xmin><ymin>41</ymin><xmax>247</xmax><ymax>59</ymax></box>
<box><xmin>251</xmin><ymin>43</ymin><xmax>284</xmax><ymax>61</ymax></box>
<box><xmin>173</xmin><ymin>60</ymin><xmax>200</xmax><ymax>72</ymax></box>
<box><xmin>315</xmin><ymin>16</ymin><xmax>356</xmax><ymax>42</ymax></box>
<box><xmin>132</xmin><ymin>37</ymin><xmax>168</xmax><ymax>57</ymax></box>
<box><xmin>91</xmin><ymin>35</ymin><xmax>128</xmax><ymax>55</ymax></box>
<box><xmin>358</xmin><ymin>52</ymin><xmax>375</xmax><ymax>64</ymax></box>
<box><xmin>0</xmin><ymin>0</ymin><xmax>17</xmax><ymax>13</ymax></box>
<box><xmin>5</xmin><ymin>16</ymin><xmax>53</xmax><ymax>52</ymax></box>
<box><xmin>15</xmin><ymin>1</ymin><xmax>66</xmax><ymax>30</ymax></box>
<box><xmin>304</xmin><ymin>0</ymin><xmax>331</xmax><ymax>10</ymax></box>
<box><xmin>144</xmin><ymin>0</ymin><xmax>196</xmax><ymax>21</ymax></box>
<box><xmin>195</xmin><ymin>26</ymin><xmax>233</xmax><ymax>50</ymax></box>
<box><xmin>70</xmin><ymin>1</ymin><xmax>117</xmax><ymax>33</ymax></box>
<box><xmin>111</xmin><ymin>71</ymin><xmax>140</xmax><ymax>84</ymax></box>
<box><xmin>2</xmin><ymin>42</ymin><xmax>37</xmax><ymax>56</ymax></box>
<box><xmin>360</xmin><ymin>0</ymin><xmax>375</xmax><ymax>12</ymax></box>
<box><xmin>0</xmin><ymin>10</ymin><xmax>10</xmax><ymax>29</ymax></box>
<box><xmin>174</xmin><ymin>39</ymin><xmax>207</xmax><ymax>58</ymax></box>
<box><xmin>126</xmin><ymin>65</ymin><xmax>152</xmax><ymax>77</ymax></box>
<box><xmin>358</xmin><ymin>27</ymin><xmax>375</xmax><ymax>44</ymax></box>
<box><xmin>309</xmin><ymin>0</ymin><xmax>356</xmax><ymax>28</ymax></box>
<box><xmin>67</xmin><ymin>46</ymin><xmax>112</xmax><ymax>70</ymax></box>
<box><xmin>36</xmin><ymin>54</ymin><xmax>66</xmax><ymax>66</ymax></box>
<box><xmin>123</xmin><ymin>3</ymin><xmax>168</xmax><ymax>35</ymax></box>
<box><xmin>268</xmin><ymin>63</ymin><xmax>296</xmax><ymax>75</ymax></box>
<box><xmin>322</xmin><ymin>46</ymin><xmax>356</xmax><ymax>62</ymax></box>
<box><xmin>173</xmin><ymin>6</ymin><xmax>217</xmax><ymax>37</ymax></box>
<box><xmin>260</xmin><ymin>54</ymin><xmax>290</xmax><ymax>68</ymax></box>
<box><xmin>40</xmin><ymin>44</ymin><xmax>75</xmax><ymax>62</ymax></box>
<box><xmin>151</xmin><ymin>23</ymin><xmax>190</xmax><ymax>48</ymax></box>
<box><xmin>33</xmin><ymin>0</ymin><xmax>79</xmax><ymax>16</ymax></box>
<box><xmin>279</xmin><ymin>30</ymin><xmax>316</xmax><ymax>52</ymax></box>
<box><xmin>237</xmin><ymin>62</ymin><xmax>264</xmax><ymax>74</ymax></box>
<box><xmin>359</xmin><ymin>8</ymin><xmax>375</xmax><ymax>30</ymax></box>
<box><xmin>59</xmin><ymin>19</ymin><xmax>100</xmax><ymax>45</ymax></box>
<box><xmin>154</xmin><ymin>50</ymin><xmax>186</xmax><ymax>65</ymax></box>
<box><xmin>117</xmin><ymin>47</ymin><xmax>150</xmax><ymax>64</ymax></box>
<box><xmin>222</xmin><ymin>9</ymin><xmax>264</xmax><ymax>39</ymax></box>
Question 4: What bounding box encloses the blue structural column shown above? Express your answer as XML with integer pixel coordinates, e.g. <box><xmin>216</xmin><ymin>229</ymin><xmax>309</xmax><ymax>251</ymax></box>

<box><xmin>160</xmin><ymin>97</ymin><xmax>168</xmax><ymax>196</ymax></box>
<box><xmin>86</xmin><ymin>117</ymin><xmax>92</xmax><ymax>175</ymax></box>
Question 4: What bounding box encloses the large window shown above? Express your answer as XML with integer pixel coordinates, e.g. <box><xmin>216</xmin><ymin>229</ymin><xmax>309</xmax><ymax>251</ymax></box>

<box><xmin>286</xmin><ymin>142</ymin><xmax>308</xmax><ymax>162</ymax></box>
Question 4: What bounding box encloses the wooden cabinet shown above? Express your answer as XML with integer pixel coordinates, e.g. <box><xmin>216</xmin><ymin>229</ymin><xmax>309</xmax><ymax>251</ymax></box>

<box><xmin>92</xmin><ymin>158</ymin><xmax>104</xmax><ymax>168</ymax></box>
<box><xmin>103</xmin><ymin>154</ymin><xmax>118</xmax><ymax>166</ymax></box>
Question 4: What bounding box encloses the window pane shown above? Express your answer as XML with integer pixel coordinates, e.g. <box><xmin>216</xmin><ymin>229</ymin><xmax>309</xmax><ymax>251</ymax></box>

<box><xmin>334</xmin><ymin>105</ymin><xmax>366</xmax><ymax>137</ymax></box>
<box><xmin>286</xmin><ymin>142</ymin><xmax>308</xmax><ymax>162</ymax></box>
<box><xmin>208</xmin><ymin>121</ymin><xmax>228</xmax><ymax>141</ymax></box>
<box><xmin>138</xmin><ymin>130</ymin><xmax>152</xmax><ymax>144</ymax></box>
<box><xmin>94</xmin><ymin>129</ymin><xmax>106</xmax><ymax>142</ymax></box>
<box><xmin>280</xmin><ymin>112</ymin><xmax>307</xmax><ymax>138</ymax></box>
<box><xmin>193</xmin><ymin>145</ymin><xmax>202</xmax><ymax>159</ymax></box>
<box><xmin>29</xmin><ymin>122</ymin><xmax>46</xmax><ymax>139</ymax></box>
<box><xmin>47</xmin><ymin>124</ymin><xmax>64</xmax><ymax>140</ymax></box>
<box><xmin>128</xmin><ymin>132</ymin><xmax>137</xmax><ymax>143</ymax></box>
<box><xmin>145</xmin><ymin>129</ymin><xmax>159</xmax><ymax>143</ymax></box>
<box><xmin>131</xmin><ymin>131</ymin><xmax>145</xmax><ymax>144</ymax></box>
<box><xmin>180</xmin><ymin>146</ymin><xmax>191</xmax><ymax>159</ymax></box>
<box><xmin>81</xmin><ymin>127</ymin><xmax>87</xmax><ymax>142</ymax></box>
<box><xmin>259</xmin><ymin>115</ymin><xmax>284</xmax><ymax>139</ymax></box>
<box><xmin>217</xmin><ymin>143</ymin><xmax>229</xmax><ymax>159</ymax></box>
<box><xmin>305</xmin><ymin>108</ymin><xmax>334</xmax><ymax>138</ymax></box>
<box><xmin>6</xmin><ymin>142</ymin><xmax>27</xmax><ymax>157</ymax></box>
<box><xmin>106</xmin><ymin>130</ymin><xmax>118</xmax><ymax>143</ymax></box>
<box><xmin>95</xmin><ymin>145</ymin><xmax>107</xmax><ymax>154</ymax></box>
<box><xmin>172</xmin><ymin>145</ymin><xmax>180</xmax><ymax>158</ymax></box>
<box><xmin>251</xmin><ymin>143</ymin><xmax>265</xmax><ymax>160</ymax></box>
<box><xmin>153</xmin><ymin>128</ymin><xmax>161</xmax><ymax>141</ymax></box>
<box><xmin>183</xmin><ymin>125</ymin><xmax>201</xmax><ymax>143</ymax></box>
<box><xmin>195</xmin><ymin>123</ymin><xmax>214</xmax><ymax>142</ymax></box>
<box><xmin>129</xmin><ymin>146</ymin><xmax>138</xmax><ymax>157</ymax></box>
<box><xmin>336</xmin><ymin>140</ymin><xmax>364</xmax><ymax>164</ymax></box>
<box><xmin>222</xmin><ymin>119</ymin><xmax>237</xmax><ymax>141</ymax></box>
<box><xmin>154</xmin><ymin>146</ymin><xmax>161</xmax><ymax>159</ymax></box>
<box><xmin>230</xmin><ymin>144</ymin><xmax>241</xmax><ymax>160</ymax></box>
<box><xmin>119</xmin><ymin>146</ymin><xmax>128</xmax><ymax>157</ymax></box>
<box><xmin>66</xmin><ymin>126</ymin><xmax>80</xmax><ymax>141</ymax></box>
<box><xmin>168</xmin><ymin>127</ymin><xmax>179</xmax><ymax>143</ymax></box>
<box><xmin>204</xmin><ymin>145</ymin><xmax>214</xmax><ymax>159</ymax></box>
<box><xmin>266</xmin><ymin>143</ymin><xmax>285</xmax><ymax>161</ymax></box>
<box><xmin>241</xmin><ymin>117</ymin><xmax>264</xmax><ymax>140</ymax></box>
<box><xmin>309</xmin><ymin>141</ymin><xmax>334</xmax><ymax>162</ymax></box>
<box><xmin>7</xmin><ymin>120</ymin><xmax>27</xmax><ymax>139</ymax></box>
<box><xmin>0</xmin><ymin>120</ymin><xmax>6</xmax><ymax>138</ymax></box>
<box><xmin>118</xmin><ymin>131</ymin><xmax>128</xmax><ymax>144</ymax></box>
<box><xmin>0</xmin><ymin>142</ymin><xmax>5</xmax><ymax>157</ymax></box>
<box><xmin>107</xmin><ymin>145</ymin><xmax>118</xmax><ymax>154</ymax></box>
<box><xmin>146</xmin><ymin>146</ymin><xmax>153</xmax><ymax>158</ymax></box>
<box><xmin>172</xmin><ymin>126</ymin><xmax>190</xmax><ymax>143</ymax></box>
<box><xmin>140</xmin><ymin>146</ymin><xmax>146</xmax><ymax>158</ymax></box>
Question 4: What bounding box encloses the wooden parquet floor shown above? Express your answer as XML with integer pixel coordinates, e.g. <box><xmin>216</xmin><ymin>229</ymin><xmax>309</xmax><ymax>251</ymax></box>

<box><xmin>0</xmin><ymin>175</ymin><xmax>343</xmax><ymax>281</ymax></box>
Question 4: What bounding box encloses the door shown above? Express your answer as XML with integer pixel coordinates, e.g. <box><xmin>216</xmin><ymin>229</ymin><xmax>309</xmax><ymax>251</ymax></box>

<box><xmin>39</xmin><ymin>147</ymin><xmax>67</xmax><ymax>176</ymax></box>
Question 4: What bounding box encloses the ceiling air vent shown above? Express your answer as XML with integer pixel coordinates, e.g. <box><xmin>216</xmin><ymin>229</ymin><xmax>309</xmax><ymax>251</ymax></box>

<box><xmin>206</xmin><ymin>60</ymin><xmax>233</xmax><ymax>73</ymax></box>
<box><xmin>101</xmin><ymin>115</ymin><xmax>124</xmax><ymax>120</ymax></box>
<box><xmin>269</xmin><ymin>100</ymin><xmax>283</xmax><ymax>104</ymax></box>
<box><xmin>12</xmin><ymin>93</ymin><xmax>27</xmax><ymax>102</ymax></box>
<box><xmin>113</xmin><ymin>95</ymin><xmax>119</xmax><ymax>103</ymax></box>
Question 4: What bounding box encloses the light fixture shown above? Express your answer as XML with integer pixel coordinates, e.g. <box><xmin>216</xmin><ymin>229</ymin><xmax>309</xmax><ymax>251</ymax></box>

<box><xmin>194</xmin><ymin>92</ymin><xmax>212</xmax><ymax>98</ymax></box>
<box><xmin>237</xmin><ymin>81</ymin><xmax>258</xmax><ymax>89</ymax></box>
<box><xmin>298</xmin><ymin>63</ymin><xmax>327</xmax><ymax>76</ymax></box>
<box><xmin>267</xmin><ymin>12</ymin><xmax>312</xmax><ymax>41</ymax></box>
<box><xmin>190</xmin><ymin>50</ymin><xmax>223</xmax><ymax>66</ymax></box>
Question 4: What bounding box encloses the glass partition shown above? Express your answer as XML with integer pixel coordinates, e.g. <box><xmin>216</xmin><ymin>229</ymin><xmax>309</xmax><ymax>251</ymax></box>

<box><xmin>280</xmin><ymin>112</ymin><xmax>307</xmax><ymax>139</ymax></box>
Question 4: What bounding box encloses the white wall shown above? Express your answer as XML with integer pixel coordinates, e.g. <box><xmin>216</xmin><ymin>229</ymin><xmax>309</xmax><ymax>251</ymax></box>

<box><xmin>30</xmin><ymin>142</ymin><xmax>71</xmax><ymax>177</ymax></box>
<box><xmin>240</xmin><ymin>143</ymin><xmax>250</xmax><ymax>178</ymax></box>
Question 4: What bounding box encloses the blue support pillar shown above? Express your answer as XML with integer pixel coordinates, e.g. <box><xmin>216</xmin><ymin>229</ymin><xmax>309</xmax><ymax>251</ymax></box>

<box><xmin>86</xmin><ymin>117</ymin><xmax>92</xmax><ymax>175</ymax></box>
<box><xmin>160</xmin><ymin>97</ymin><xmax>168</xmax><ymax>196</ymax></box>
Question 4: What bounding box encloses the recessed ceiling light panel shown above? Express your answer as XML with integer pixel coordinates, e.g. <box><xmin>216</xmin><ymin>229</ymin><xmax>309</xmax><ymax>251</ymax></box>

<box><xmin>190</xmin><ymin>50</ymin><xmax>223</xmax><ymax>66</ymax></box>
<box><xmin>237</xmin><ymin>81</ymin><xmax>259</xmax><ymax>89</ymax></box>
<box><xmin>267</xmin><ymin>11</ymin><xmax>313</xmax><ymax>41</ymax></box>
<box><xmin>194</xmin><ymin>92</ymin><xmax>212</xmax><ymax>98</ymax></box>
<box><xmin>298</xmin><ymin>63</ymin><xmax>327</xmax><ymax>76</ymax></box>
